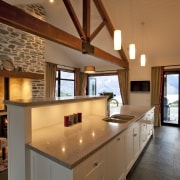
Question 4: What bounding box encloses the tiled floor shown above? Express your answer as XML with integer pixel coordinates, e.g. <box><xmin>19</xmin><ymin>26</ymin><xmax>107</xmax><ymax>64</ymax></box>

<box><xmin>127</xmin><ymin>126</ymin><xmax>180</xmax><ymax>180</ymax></box>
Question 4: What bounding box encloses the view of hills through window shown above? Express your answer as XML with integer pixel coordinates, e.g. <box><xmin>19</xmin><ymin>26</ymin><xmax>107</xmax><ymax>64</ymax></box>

<box><xmin>88</xmin><ymin>75</ymin><xmax>122</xmax><ymax>105</ymax></box>
<box><xmin>56</xmin><ymin>71</ymin><xmax>122</xmax><ymax>107</ymax></box>
<box><xmin>55</xmin><ymin>70</ymin><xmax>75</xmax><ymax>97</ymax></box>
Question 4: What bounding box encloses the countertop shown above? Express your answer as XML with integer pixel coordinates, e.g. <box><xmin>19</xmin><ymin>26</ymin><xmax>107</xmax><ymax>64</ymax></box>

<box><xmin>5</xmin><ymin>95</ymin><xmax>106</xmax><ymax>107</ymax></box>
<box><xmin>27</xmin><ymin>105</ymin><xmax>153</xmax><ymax>169</ymax></box>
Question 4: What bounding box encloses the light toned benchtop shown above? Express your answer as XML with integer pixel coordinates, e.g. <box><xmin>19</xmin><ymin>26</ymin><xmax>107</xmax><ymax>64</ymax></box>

<box><xmin>5</xmin><ymin>95</ymin><xmax>106</xmax><ymax>107</ymax></box>
<box><xmin>26</xmin><ymin>105</ymin><xmax>153</xmax><ymax>169</ymax></box>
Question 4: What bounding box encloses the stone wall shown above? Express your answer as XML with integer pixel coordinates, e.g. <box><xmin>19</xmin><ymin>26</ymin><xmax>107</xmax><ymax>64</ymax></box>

<box><xmin>0</xmin><ymin>4</ymin><xmax>46</xmax><ymax>98</ymax></box>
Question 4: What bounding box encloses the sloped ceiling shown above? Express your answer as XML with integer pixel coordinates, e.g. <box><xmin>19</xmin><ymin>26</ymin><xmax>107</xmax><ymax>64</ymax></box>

<box><xmin>3</xmin><ymin>0</ymin><xmax>180</xmax><ymax>71</ymax></box>
<box><xmin>104</xmin><ymin>0</ymin><xmax>180</xmax><ymax>63</ymax></box>
<box><xmin>42</xmin><ymin>0</ymin><xmax>123</xmax><ymax>71</ymax></box>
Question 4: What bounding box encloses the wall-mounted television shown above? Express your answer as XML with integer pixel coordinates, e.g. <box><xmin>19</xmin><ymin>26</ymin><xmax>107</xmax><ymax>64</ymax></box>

<box><xmin>130</xmin><ymin>81</ymin><xmax>150</xmax><ymax>92</ymax></box>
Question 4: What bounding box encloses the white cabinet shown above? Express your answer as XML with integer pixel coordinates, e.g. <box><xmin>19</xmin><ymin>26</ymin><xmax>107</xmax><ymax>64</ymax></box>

<box><xmin>146</xmin><ymin>109</ymin><xmax>154</xmax><ymax>139</ymax></box>
<box><xmin>105</xmin><ymin>131</ymin><xmax>126</xmax><ymax>180</ymax></box>
<box><xmin>125</xmin><ymin>123</ymin><xmax>140</xmax><ymax>174</ymax></box>
<box><xmin>139</xmin><ymin>117</ymin><xmax>147</xmax><ymax>150</ymax></box>
<box><xmin>139</xmin><ymin>108</ymin><xmax>154</xmax><ymax>151</ymax></box>
<box><xmin>133</xmin><ymin>123</ymin><xmax>140</xmax><ymax>160</ymax></box>
<box><xmin>30</xmin><ymin>147</ymin><xmax>105</xmax><ymax>180</ymax></box>
<box><xmin>125</xmin><ymin>125</ymin><xmax>134</xmax><ymax>173</ymax></box>
<box><xmin>30</xmin><ymin>150</ymin><xmax>74</xmax><ymax>180</ymax></box>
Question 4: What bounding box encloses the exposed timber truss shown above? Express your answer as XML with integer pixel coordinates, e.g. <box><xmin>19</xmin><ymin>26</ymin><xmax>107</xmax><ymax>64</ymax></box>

<box><xmin>0</xmin><ymin>0</ymin><xmax>129</xmax><ymax>68</ymax></box>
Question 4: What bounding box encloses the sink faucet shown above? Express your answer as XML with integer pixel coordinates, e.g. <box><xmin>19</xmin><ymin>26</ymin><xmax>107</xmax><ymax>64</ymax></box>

<box><xmin>107</xmin><ymin>98</ymin><xmax>119</xmax><ymax>117</ymax></box>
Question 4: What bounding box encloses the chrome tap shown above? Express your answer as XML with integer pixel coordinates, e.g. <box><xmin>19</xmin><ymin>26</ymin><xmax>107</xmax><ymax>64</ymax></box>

<box><xmin>107</xmin><ymin>98</ymin><xmax>119</xmax><ymax>117</ymax></box>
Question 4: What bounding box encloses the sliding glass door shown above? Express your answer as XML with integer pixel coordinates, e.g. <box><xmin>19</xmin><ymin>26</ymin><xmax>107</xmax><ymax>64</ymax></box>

<box><xmin>162</xmin><ymin>71</ymin><xmax>180</xmax><ymax>126</ymax></box>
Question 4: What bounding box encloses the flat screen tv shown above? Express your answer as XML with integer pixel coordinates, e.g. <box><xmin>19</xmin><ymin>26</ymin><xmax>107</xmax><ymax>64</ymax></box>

<box><xmin>130</xmin><ymin>81</ymin><xmax>150</xmax><ymax>92</ymax></box>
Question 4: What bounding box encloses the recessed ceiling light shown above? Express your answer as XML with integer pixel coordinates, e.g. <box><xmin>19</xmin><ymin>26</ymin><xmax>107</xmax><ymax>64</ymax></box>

<box><xmin>49</xmin><ymin>0</ymin><xmax>54</xmax><ymax>3</ymax></box>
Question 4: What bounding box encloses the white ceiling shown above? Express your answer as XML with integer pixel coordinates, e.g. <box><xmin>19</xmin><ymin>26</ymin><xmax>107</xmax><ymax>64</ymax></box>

<box><xmin>4</xmin><ymin>0</ymin><xmax>180</xmax><ymax>70</ymax></box>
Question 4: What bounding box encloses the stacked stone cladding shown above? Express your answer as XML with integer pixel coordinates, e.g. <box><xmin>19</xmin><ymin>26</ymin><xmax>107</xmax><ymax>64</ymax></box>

<box><xmin>0</xmin><ymin>4</ymin><xmax>46</xmax><ymax>98</ymax></box>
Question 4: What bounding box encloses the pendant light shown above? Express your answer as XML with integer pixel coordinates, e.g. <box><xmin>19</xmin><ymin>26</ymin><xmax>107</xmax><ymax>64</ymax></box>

<box><xmin>114</xmin><ymin>30</ymin><xmax>121</xmax><ymax>50</ymax></box>
<box><xmin>129</xmin><ymin>0</ymin><xmax>136</xmax><ymax>59</ymax></box>
<box><xmin>140</xmin><ymin>54</ymin><xmax>146</xmax><ymax>66</ymax></box>
<box><xmin>140</xmin><ymin>22</ymin><xmax>146</xmax><ymax>66</ymax></box>
<box><xmin>84</xmin><ymin>66</ymin><xmax>95</xmax><ymax>73</ymax></box>
<box><xmin>129</xmin><ymin>43</ymin><xmax>135</xmax><ymax>59</ymax></box>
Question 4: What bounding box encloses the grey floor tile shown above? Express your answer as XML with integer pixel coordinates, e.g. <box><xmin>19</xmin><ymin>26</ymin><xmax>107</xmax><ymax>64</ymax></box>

<box><xmin>127</xmin><ymin>126</ymin><xmax>180</xmax><ymax>180</ymax></box>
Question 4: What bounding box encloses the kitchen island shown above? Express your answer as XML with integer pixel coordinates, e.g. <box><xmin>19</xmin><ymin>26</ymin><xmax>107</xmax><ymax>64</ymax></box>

<box><xmin>5</xmin><ymin>96</ymin><xmax>154</xmax><ymax>180</ymax></box>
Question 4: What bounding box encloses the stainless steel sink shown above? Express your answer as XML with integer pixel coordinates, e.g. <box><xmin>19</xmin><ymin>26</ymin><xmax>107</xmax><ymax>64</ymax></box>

<box><xmin>110</xmin><ymin>114</ymin><xmax>135</xmax><ymax>120</ymax></box>
<box><xmin>102</xmin><ymin>114</ymin><xmax>135</xmax><ymax>123</ymax></box>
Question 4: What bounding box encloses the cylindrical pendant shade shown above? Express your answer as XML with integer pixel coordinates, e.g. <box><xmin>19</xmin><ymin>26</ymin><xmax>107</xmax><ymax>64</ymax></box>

<box><xmin>129</xmin><ymin>43</ymin><xmax>136</xmax><ymax>59</ymax></box>
<box><xmin>114</xmin><ymin>30</ymin><xmax>121</xmax><ymax>50</ymax></box>
<box><xmin>140</xmin><ymin>54</ymin><xmax>146</xmax><ymax>66</ymax></box>
<box><xmin>84</xmin><ymin>66</ymin><xmax>95</xmax><ymax>73</ymax></box>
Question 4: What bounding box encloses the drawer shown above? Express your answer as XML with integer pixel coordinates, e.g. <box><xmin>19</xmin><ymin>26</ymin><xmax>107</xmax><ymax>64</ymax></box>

<box><xmin>81</xmin><ymin>148</ymin><xmax>105</xmax><ymax>177</ymax></box>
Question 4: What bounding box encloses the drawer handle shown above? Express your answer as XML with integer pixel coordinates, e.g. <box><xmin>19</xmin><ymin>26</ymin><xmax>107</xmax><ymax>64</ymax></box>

<box><xmin>133</xmin><ymin>133</ymin><xmax>137</xmax><ymax>137</ymax></box>
<box><xmin>94</xmin><ymin>162</ymin><xmax>98</xmax><ymax>167</ymax></box>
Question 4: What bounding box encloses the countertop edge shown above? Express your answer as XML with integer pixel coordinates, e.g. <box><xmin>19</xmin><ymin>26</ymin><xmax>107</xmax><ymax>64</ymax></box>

<box><xmin>5</xmin><ymin>95</ymin><xmax>107</xmax><ymax>107</ymax></box>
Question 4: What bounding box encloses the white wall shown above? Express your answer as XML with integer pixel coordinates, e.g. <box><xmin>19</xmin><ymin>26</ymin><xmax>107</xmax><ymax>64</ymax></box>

<box><xmin>129</xmin><ymin>56</ymin><xmax>180</xmax><ymax>106</ymax></box>
<box><xmin>45</xmin><ymin>38</ymin><xmax>180</xmax><ymax>107</ymax></box>
<box><xmin>45</xmin><ymin>40</ymin><xmax>78</xmax><ymax>67</ymax></box>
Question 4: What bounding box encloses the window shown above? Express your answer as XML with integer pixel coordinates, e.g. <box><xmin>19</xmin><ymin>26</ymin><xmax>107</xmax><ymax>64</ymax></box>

<box><xmin>162</xmin><ymin>71</ymin><xmax>180</xmax><ymax>126</ymax></box>
<box><xmin>87</xmin><ymin>74</ymin><xmax>122</xmax><ymax>105</ymax></box>
<box><xmin>55</xmin><ymin>69</ymin><xmax>75</xmax><ymax>97</ymax></box>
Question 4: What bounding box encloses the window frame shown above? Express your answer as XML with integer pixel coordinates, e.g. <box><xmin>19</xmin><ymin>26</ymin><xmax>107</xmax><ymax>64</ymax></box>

<box><xmin>86</xmin><ymin>72</ymin><xmax>118</xmax><ymax>95</ymax></box>
<box><xmin>56</xmin><ymin>68</ymin><xmax>75</xmax><ymax>97</ymax></box>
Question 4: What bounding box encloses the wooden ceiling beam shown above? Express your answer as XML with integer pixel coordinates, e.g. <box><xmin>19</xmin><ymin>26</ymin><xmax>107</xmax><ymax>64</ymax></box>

<box><xmin>90</xmin><ymin>20</ymin><xmax>106</xmax><ymax>41</ymax></box>
<box><xmin>93</xmin><ymin>0</ymin><xmax>128</xmax><ymax>62</ymax></box>
<box><xmin>83</xmin><ymin>0</ymin><xmax>91</xmax><ymax>39</ymax></box>
<box><xmin>0</xmin><ymin>0</ymin><xmax>82</xmax><ymax>51</ymax></box>
<box><xmin>63</xmin><ymin>0</ymin><xmax>86</xmax><ymax>41</ymax></box>
<box><xmin>0</xmin><ymin>0</ymin><xmax>129</xmax><ymax>68</ymax></box>
<box><xmin>94</xmin><ymin>0</ymin><xmax>114</xmax><ymax>36</ymax></box>
<box><xmin>94</xmin><ymin>47</ymin><xmax>127</xmax><ymax>68</ymax></box>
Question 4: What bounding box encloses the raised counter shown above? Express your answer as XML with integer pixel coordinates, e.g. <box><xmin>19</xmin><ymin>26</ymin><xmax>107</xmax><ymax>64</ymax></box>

<box><xmin>5</xmin><ymin>96</ymin><xmax>108</xmax><ymax>180</ymax></box>
<box><xmin>5</xmin><ymin>96</ymin><xmax>153</xmax><ymax>180</ymax></box>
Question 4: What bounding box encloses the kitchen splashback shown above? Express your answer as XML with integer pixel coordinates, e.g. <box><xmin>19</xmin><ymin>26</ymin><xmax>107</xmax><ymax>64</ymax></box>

<box><xmin>0</xmin><ymin>77</ymin><xmax>32</xmax><ymax>111</ymax></box>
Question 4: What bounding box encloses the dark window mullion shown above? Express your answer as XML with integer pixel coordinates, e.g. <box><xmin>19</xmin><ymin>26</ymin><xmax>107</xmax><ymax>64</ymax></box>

<box><xmin>178</xmin><ymin>73</ymin><xmax>180</xmax><ymax>126</ymax></box>
<box><xmin>61</xmin><ymin>78</ymin><xmax>74</xmax><ymax>81</ymax></box>
<box><xmin>57</xmin><ymin>69</ymin><xmax>75</xmax><ymax>97</ymax></box>
<box><xmin>57</xmin><ymin>70</ymin><xmax>60</xmax><ymax>97</ymax></box>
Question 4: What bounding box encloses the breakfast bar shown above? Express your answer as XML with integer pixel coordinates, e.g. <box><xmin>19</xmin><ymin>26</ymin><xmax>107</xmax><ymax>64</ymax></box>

<box><xmin>5</xmin><ymin>96</ymin><xmax>154</xmax><ymax>180</ymax></box>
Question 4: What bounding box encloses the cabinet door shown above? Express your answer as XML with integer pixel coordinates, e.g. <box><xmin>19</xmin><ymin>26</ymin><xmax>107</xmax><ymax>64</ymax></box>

<box><xmin>139</xmin><ymin>119</ymin><xmax>147</xmax><ymax>150</ymax></box>
<box><xmin>125</xmin><ymin>125</ymin><xmax>134</xmax><ymax>174</ymax></box>
<box><xmin>125</xmin><ymin>123</ymin><xmax>140</xmax><ymax>174</ymax></box>
<box><xmin>31</xmin><ymin>150</ymin><xmax>51</xmax><ymax>180</ymax></box>
<box><xmin>30</xmin><ymin>150</ymin><xmax>73</xmax><ymax>180</ymax></box>
<box><xmin>106</xmin><ymin>132</ymin><xmax>125</xmax><ymax>180</ymax></box>
<box><xmin>133</xmin><ymin>123</ymin><xmax>140</xmax><ymax>160</ymax></box>
<box><xmin>146</xmin><ymin>109</ymin><xmax>154</xmax><ymax>139</ymax></box>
